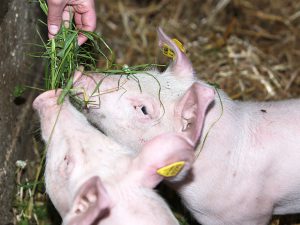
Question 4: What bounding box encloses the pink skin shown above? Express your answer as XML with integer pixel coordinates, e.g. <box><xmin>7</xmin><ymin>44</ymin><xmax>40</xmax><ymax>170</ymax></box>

<box><xmin>47</xmin><ymin>0</ymin><xmax>96</xmax><ymax>45</ymax></box>
<box><xmin>33</xmin><ymin>90</ymin><xmax>194</xmax><ymax>225</ymax></box>
<box><xmin>73</xmin><ymin>28</ymin><xmax>300</xmax><ymax>225</ymax></box>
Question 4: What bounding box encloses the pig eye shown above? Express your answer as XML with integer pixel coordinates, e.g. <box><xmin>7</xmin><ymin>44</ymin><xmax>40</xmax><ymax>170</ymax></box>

<box><xmin>134</xmin><ymin>105</ymin><xmax>149</xmax><ymax>116</ymax></box>
<box><xmin>141</xmin><ymin>106</ymin><xmax>148</xmax><ymax>115</ymax></box>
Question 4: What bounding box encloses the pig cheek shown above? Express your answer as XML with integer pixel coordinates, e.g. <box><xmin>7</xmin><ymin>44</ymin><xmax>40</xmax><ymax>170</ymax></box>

<box><xmin>135</xmin><ymin>115</ymin><xmax>153</xmax><ymax>124</ymax></box>
<box><xmin>110</xmin><ymin>117</ymin><xmax>148</xmax><ymax>150</ymax></box>
<box><xmin>134</xmin><ymin>113</ymin><xmax>172</xmax><ymax>146</ymax></box>
<box><xmin>127</xmin><ymin>115</ymin><xmax>154</xmax><ymax>143</ymax></box>
<box><xmin>40</xmin><ymin>114</ymin><xmax>57</xmax><ymax>141</ymax></box>
<box><xmin>142</xmin><ymin>111</ymin><xmax>175</xmax><ymax>141</ymax></box>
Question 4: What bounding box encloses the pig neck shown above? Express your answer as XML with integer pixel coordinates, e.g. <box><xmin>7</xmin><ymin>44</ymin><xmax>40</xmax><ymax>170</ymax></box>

<box><xmin>175</xmin><ymin>93</ymin><xmax>300</xmax><ymax>222</ymax></box>
<box><xmin>194</xmin><ymin>88</ymin><xmax>245</xmax><ymax>165</ymax></box>
<box><xmin>196</xmin><ymin>94</ymin><xmax>300</xmax><ymax>171</ymax></box>
<box><xmin>193</xmin><ymin>91</ymin><xmax>299</xmax><ymax>169</ymax></box>
<box><xmin>171</xmin><ymin>90</ymin><xmax>252</xmax><ymax>221</ymax></box>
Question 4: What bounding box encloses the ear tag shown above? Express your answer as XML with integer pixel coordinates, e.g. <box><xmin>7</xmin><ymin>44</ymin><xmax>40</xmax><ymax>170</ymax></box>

<box><xmin>162</xmin><ymin>38</ymin><xmax>186</xmax><ymax>60</ymax></box>
<box><xmin>157</xmin><ymin>161</ymin><xmax>185</xmax><ymax>177</ymax></box>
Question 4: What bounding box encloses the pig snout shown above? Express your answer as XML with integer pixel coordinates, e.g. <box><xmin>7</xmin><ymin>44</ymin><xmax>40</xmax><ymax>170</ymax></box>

<box><xmin>33</xmin><ymin>89</ymin><xmax>65</xmax><ymax>141</ymax></box>
<box><xmin>33</xmin><ymin>89</ymin><xmax>62</xmax><ymax>113</ymax></box>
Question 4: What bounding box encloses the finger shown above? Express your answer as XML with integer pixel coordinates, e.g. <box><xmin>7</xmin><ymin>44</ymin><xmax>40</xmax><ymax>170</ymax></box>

<box><xmin>80</xmin><ymin>1</ymin><xmax>97</xmax><ymax>32</ymax></box>
<box><xmin>62</xmin><ymin>6</ymin><xmax>74</xmax><ymax>28</ymax></box>
<box><xmin>78</xmin><ymin>11</ymin><xmax>97</xmax><ymax>45</ymax></box>
<box><xmin>47</xmin><ymin>1</ymin><xmax>66</xmax><ymax>39</ymax></box>
<box><xmin>74</xmin><ymin>1</ymin><xmax>97</xmax><ymax>45</ymax></box>
<box><xmin>73</xmin><ymin>66</ymin><xmax>84</xmax><ymax>83</ymax></box>
<box><xmin>77</xmin><ymin>34</ymin><xmax>88</xmax><ymax>46</ymax></box>
<box><xmin>74</xmin><ymin>12</ymin><xmax>83</xmax><ymax>30</ymax></box>
<box><xmin>74</xmin><ymin>13</ymin><xmax>88</xmax><ymax>45</ymax></box>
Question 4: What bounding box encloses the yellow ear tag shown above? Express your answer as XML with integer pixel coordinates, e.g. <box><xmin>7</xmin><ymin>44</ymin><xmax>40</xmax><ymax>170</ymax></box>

<box><xmin>157</xmin><ymin>161</ymin><xmax>185</xmax><ymax>177</ymax></box>
<box><xmin>162</xmin><ymin>38</ymin><xmax>186</xmax><ymax>60</ymax></box>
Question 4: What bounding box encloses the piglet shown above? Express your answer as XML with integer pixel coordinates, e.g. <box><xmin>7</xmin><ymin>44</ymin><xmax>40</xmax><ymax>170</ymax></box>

<box><xmin>72</xmin><ymin>28</ymin><xmax>300</xmax><ymax>225</ymax></box>
<box><xmin>33</xmin><ymin>89</ymin><xmax>194</xmax><ymax>225</ymax></box>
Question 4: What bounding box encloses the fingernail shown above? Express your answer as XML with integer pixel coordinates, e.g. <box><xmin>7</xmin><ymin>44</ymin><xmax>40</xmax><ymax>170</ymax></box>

<box><xmin>49</xmin><ymin>25</ymin><xmax>59</xmax><ymax>35</ymax></box>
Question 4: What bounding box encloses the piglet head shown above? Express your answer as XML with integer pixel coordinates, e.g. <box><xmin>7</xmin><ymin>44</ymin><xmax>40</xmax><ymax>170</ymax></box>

<box><xmin>72</xmin><ymin>28</ymin><xmax>215</xmax><ymax>154</ymax></box>
<box><xmin>130</xmin><ymin>133</ymin><xmax>195</xmax><ymax>188</ymax></box>
<box><xmin>63</xmin><ymin>176</ymin><xmax>110</xmax><ymax>225</ymax></box>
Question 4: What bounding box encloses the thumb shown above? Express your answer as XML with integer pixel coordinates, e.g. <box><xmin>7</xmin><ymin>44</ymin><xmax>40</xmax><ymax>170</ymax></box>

<box><xmin>47</xmin><ymin>1</ymin><xmax>65</xmax><ymax>39</ymax></box>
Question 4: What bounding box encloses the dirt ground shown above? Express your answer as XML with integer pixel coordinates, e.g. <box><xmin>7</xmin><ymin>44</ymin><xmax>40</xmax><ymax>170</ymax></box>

<box><xmin>94</xmin><ymin>0</ymin><xmax>300</xmax><ymax>224</ymax></box>
<box><xmin>96</xmin><ymin>0</ymin><xmax>300</xmax><ymax>101</ymax></box>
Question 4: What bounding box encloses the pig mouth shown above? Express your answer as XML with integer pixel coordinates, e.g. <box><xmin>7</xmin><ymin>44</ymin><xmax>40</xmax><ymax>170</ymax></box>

<box><xmin>87</xmin><ymin>120</ymin><xmax>107</xmax><ymax>135</ymax></box>
<box><xmin>32</xmin><ymin>89</ymin><xmax>62</xmax><ymax>111</ymax></box>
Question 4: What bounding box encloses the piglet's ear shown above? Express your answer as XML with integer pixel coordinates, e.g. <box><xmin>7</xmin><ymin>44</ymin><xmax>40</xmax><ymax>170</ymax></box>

<box><xmin>175</xmin><ymin>82</ymin><xmax>215</xmax><ymax>145</ymax></box>
<box><xmin>157</xmin><ymin>27</ymin><xmax>194</xmax><ymax>78</ymax></box>
<box><xmin>63</xmin><ymin>176</ymin><xmax>110</xmax><ymax>225</ymax></box>
<box><xmin>131</xmin><ymin>133</ymin><xmax>195</xmax><ymax>189</ymax></box>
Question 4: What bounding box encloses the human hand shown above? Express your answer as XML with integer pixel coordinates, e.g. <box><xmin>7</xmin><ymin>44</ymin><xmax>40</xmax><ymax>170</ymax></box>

<box><xmin>47</xmin><ymin>0</ymin><xmax>96</xmax><ymax>45</ymax></box>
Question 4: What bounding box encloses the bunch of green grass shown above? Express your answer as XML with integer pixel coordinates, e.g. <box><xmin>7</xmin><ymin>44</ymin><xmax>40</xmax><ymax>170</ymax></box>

<box><xmin>32</xmin><ymin>0</ymin><xmax>116</xmax><ymax>104</ymax></box>
<box><xmin>12</xmin><ymin>1</ymin><xmax>167</xmax><ymax>105</ymax></box>
<box><xmin>27</xmin><ymin>0</ymin><xmax>165</xmax><ymax>106</ymax></box>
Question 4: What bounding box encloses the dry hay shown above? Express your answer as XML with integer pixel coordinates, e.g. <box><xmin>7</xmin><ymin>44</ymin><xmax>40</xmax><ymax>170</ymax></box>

<box><xmin>95</xmin><ymin>0</ymin><xmax>300</xmax><ymax>101</ymax></box>
<box><xmin>95</xmin><ymin>0</ymin><xmax>300</xmax><ymax>225</ymax></box>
